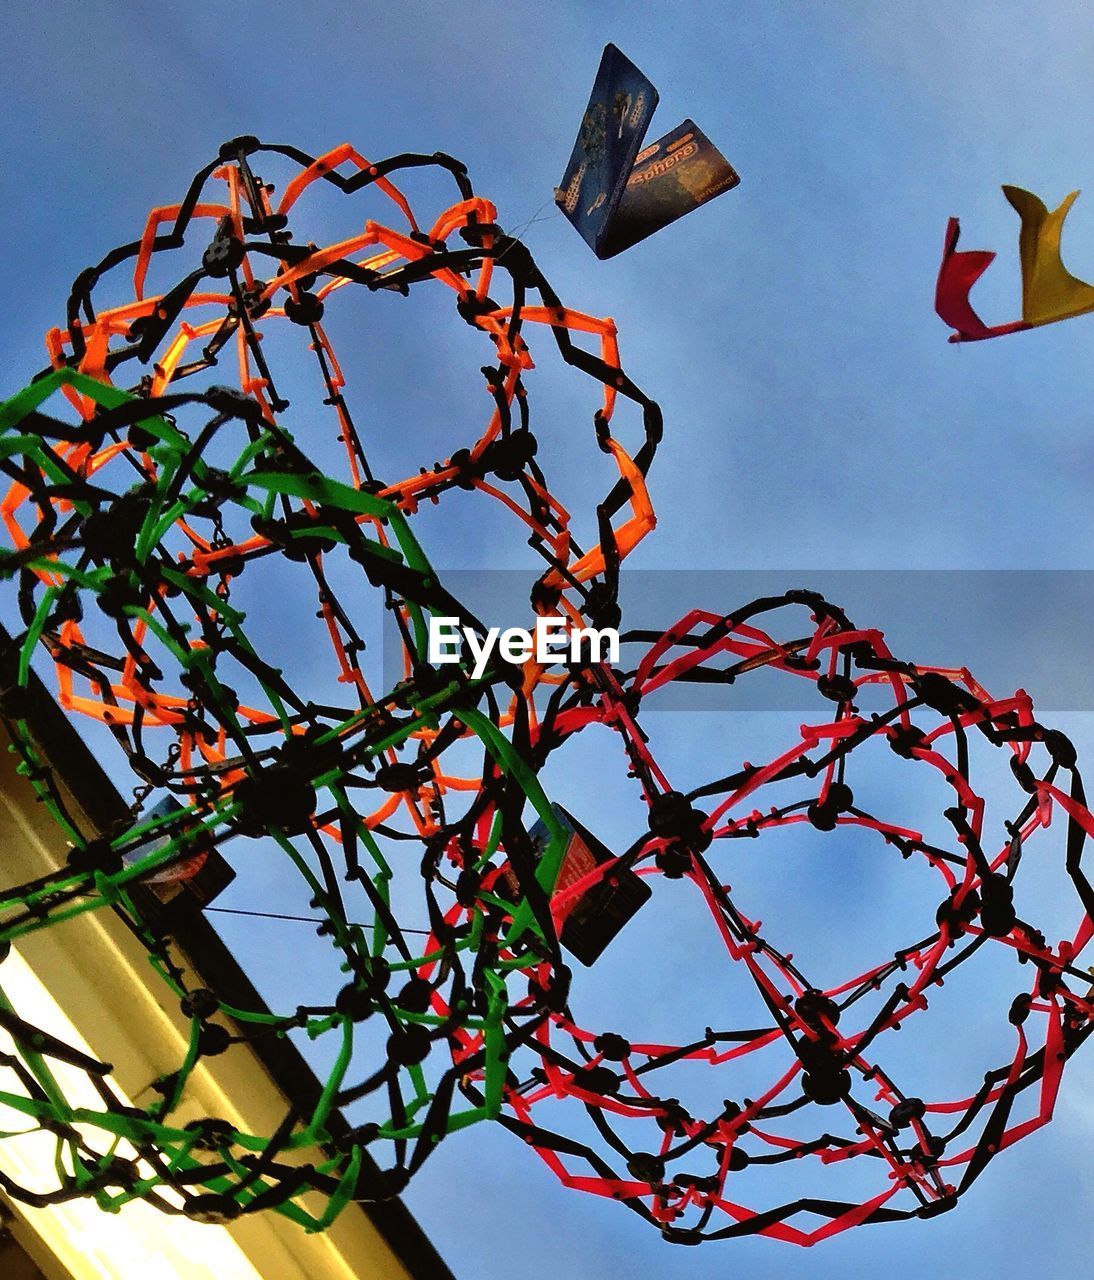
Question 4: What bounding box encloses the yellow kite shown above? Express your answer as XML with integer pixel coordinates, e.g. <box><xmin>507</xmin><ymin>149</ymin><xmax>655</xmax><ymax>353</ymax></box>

<box><xmin>936</xmin><ymin>186</ymin><xmax>1094</xmax><ymax>341</ymax></box>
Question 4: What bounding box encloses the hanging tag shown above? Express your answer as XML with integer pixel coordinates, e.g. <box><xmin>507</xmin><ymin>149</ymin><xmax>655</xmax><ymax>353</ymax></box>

<box><xmin>556</xmin><ymin>44</ymin><xmax>739</xmax><ymax>259</ymax></box>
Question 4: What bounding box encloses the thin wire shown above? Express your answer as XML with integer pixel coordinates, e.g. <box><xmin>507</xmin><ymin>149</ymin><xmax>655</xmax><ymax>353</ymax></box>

<box><xmin>206</xmin><ymin>905</ymin><xmax>433</xmax><ymax>936</ymax></box>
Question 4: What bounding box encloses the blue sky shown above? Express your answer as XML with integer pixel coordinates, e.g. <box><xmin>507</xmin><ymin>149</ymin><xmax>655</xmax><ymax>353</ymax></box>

<box><xmin>4</xmin><ymin>2</ymin><xmax>1094</xmax><ymax>1276</ymax></box>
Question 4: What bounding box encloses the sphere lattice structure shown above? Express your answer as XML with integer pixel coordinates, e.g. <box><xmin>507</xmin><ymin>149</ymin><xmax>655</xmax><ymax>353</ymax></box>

<box><xmin>487</xmin><ymin>593</ymin><xmax>1094</xmax><ymax>1243</ymax></box>
<box><xmin>0</xmin><ymin>133</ymin><xmax>1091</xmax><ymax>1247</ymax></box>
<box><xmin>0</xmin><ymin>136</ymin><xmax>659</xmax><ymax>1227</ymax></box>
